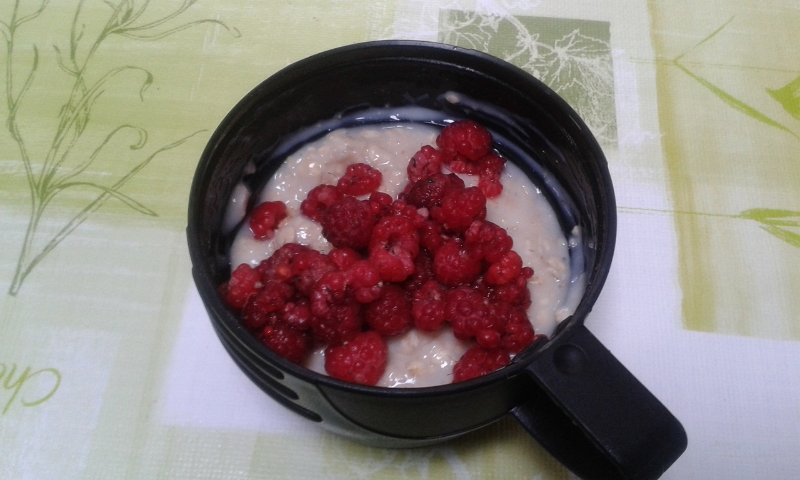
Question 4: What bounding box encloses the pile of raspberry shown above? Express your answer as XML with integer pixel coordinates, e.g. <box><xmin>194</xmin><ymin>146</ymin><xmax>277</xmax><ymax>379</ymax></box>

<box><xmin>220</xmin><ymin>120</ymin><xmax>543</xmax><ymax>386</ymax></box>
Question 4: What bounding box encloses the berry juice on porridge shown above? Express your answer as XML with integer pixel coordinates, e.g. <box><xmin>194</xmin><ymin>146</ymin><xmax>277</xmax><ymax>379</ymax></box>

<box><xmin>221</xmin><ymin>121</ymin><xmax>583</xmax><ymax>387</ymax></box>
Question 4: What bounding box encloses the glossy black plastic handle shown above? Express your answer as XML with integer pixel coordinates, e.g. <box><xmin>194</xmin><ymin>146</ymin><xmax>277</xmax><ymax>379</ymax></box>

<box><xmin>511</xmin><ymin>324</ymin><xmax>687</xmax><ymax>480</ymax></box>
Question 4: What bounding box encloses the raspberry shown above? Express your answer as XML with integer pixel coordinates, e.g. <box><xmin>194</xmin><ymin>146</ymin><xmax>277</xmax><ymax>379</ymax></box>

<box><xmin>411</xmin><ymin>280</ymin><xmax>446</xmax><ymax>331</ymax></box>
<box><xmin>310</xmin><ymin>296</ymin><xmax>363</xmax><ymax>346</ymax></box>
<box><xmin>310</xmin><ymin>271</ymin><xmax>348</xmax><ymax>318</ymax></box>
<box><xmin>464</xmin><ymin>220</ymin><xmax>513</xmax><ymax>263</ymax></box>
<box><xmin>369</xmin><ymin>215</ymin><xmax>420</xmax><ymax>282</ymax></box>
<box><xmin>402</xmin><ymin>249</ymin><xmax>434</xmax><ymax>293</ymax></box>
<box><xmin>258</xmin><ymin>243</ymin><xmax>309</xmax><ymax>283</ymax></box>
<box><xmin>249</xmin><ymin>201</ymin><xmax>288</xmax><ymax>240</ymax></box>
<box><xmin>224</xmin><ymin>263</ymin><xmax>262</xmax><ymax>311</ymax></box>
<box><xmin>241</xmin><ymin>281</ymin><xmax>293</xmax><ymax>330</ymax></box>
<box><xmin>452</xmin><ymin>345</ymin><xmax>510</xmax><ymax>382</ymax></box>
<box><xmin>485</xmin><ymin>251</ymin><xmax>523</xmax><ymax>286</ymax></box>
<box><xmin>489</xmin><ymin>275</ymin><xmax>532</xmax><ymax>309</ymax></box>
<box><xmin>436</xmin><ymin>120</ymin><xmax>493</xmax><ymax>161</ymax></box>
<box><xmin>282</xmin><ymin>299</ymin><xmax>312</xmax><ymax>331</ymax></box>
<box><xmin>321</xmin><ymin>196</ymin><xmax>376</xmax><ymax>249</ymax></box>
<box><xmin>389</xmin><ymin>200</ymin><xmax>426</xmax><ymax>228</ymax></box>
<box><xmin>261</xmin><ymin>323</ymin><xmax>311</xmax><ymax>364</ymax></box>
<box><xmin>431</xmin><ymin>186</ymin><xmax>486</xmax><ymax>234</ymax></box>
<box><xmin>433</xmin><ymin>240</ymin><xmax>482</xmax><ymax>287</ymax></box>
<box><xmin>365</xmin><ymin>284</ymin><xmax>412</xmax><ymax>336</ymax></box>
<box><xmin>328</xmin><ymin>247</ymin><xmax>361</xmax><ymax>271</ymax></box>
<box><xmin>500</xmin><ymin>307</ymin><xmax>536</xmax><ymax>354</ymax></box>
<box><xmin>301</xmin><ymin>184</ymin><xmax>344</xmax><ymax>222</ymax></box>
<box><xmin>419</xmin><ymin>219</ymin><xmax>445</xmax><ymax>253</ymax></box>
<box><xmin>407</xmin><ymin>145</ymin><xmax>442</xmax><ymax>183</ymax></box>
<box><xmin>291</xmin><ymin>249</ymin><xmax>336</xmax><ymax>296</ymax></box>
<box><xmin>446</xmin><ymin>286</ymin><xmax>505</xmax><ymax>341</ymax></box>
<box><xmin>325</xmin><ymin>331</ymin><xmax>388</xmax><ymax>386</ymax></box>
<box><xmin>445</xmin><ymin>154</ymin><xmax>480</xmax><ymax>175</ymax></box>
<box><xmin>337</xmin><ymin>163</ymin><xmax>383</xmax><ymax>196</ymax></box>
<box><xmin>368</xmin><ymin>191</ymin><xmax>393</xmax><ymax>217</ymax></box>
<box><xmin>405</xmin><ymin>173</ymin><xmax>465</xmax><ymax>210</ymax></box>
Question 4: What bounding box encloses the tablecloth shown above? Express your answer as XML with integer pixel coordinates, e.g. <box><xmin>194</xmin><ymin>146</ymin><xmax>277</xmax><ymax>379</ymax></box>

<box><xmin>2</xmin><ymin>1</ymin><xmax>799</xmax><ymax>478</ymax></box>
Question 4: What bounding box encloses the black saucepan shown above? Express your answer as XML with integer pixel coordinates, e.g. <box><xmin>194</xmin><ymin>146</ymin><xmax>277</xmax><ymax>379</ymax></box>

<box><xmin>187</xmin><ymin>40</ymin><xmax>687</xmax><ymax>480</ymax></box>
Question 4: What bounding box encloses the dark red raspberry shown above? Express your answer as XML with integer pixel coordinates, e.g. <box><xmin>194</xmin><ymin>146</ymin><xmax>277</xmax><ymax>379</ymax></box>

<box><xmin>241</xmin><ymin>281</ymin><xmax>293</xmax><ymax>330</ymax></box>
<box><xmin>325</xmin><ymin>331</ymin><xmax>388</xmax><ymax>386</ymax></box>
<box><xmin>436</xmin><ymin>120</ymin><xmax>493</xmax><ymax>162</ymax></box>
<box><xmin>282</xmin><ymin>299</ymin><xmax>312</xmax><ymax>331</ymax></box>
<box><xmin>224</xmin><ymin>263</ymin><xmax>262</xmax><ymax>311</ymax></box>
<box><xmin>365</xmin><ymin>284</ymin><xmax>412</xmax><ymax>337</ymax></box>
<box><xmin>488</xmin><ymin>272</ymin><xmax>532</xmax><ymax>309</ymax></box>
<box><xmin>249</xmin><ymin>201</ymin><xmax>288</xmax><ymax>240</ymax></box>
<box><xmin>300</xmin><ymin>184</ymin><xmax>344</xmax><ymax>222</ymax></box>
<box><xmin>464</xmin><ymin>220</ymin><xmax>513</xmax><ymax>263</ymax></box>
<box><xmin>310</xmin><ymin>271</ymin><xmax>348</xmax><ymax>318</ymax></box>
<box><xmin>446</xmin><ymin>286</ymin><xmax>506</xmax><ymax>341</ymax></box>
<box><xmin>310</xmin><ymin>296</ymin><xmax>363</xmax><ymax>346</ymax></box>
<box><xmin>402</xmin><ymin>249</ymin><xmax>434</xmax><ymax>293</ymax></box>
<box><xmin>411</xmin><ymin>280</ymin><xmax>446</xmax><ymax>331</ymax></box>
<box><xmin>431</xmin><ymin>186</ymin><xmax>486</xmax><ymax>234</ymax></box>
<box><xmin>345</xmin><ymin>259</ymin><xmax>381</xmax><ymax>288</ymax></box>
<box><xmin>407</xmin><ymin>145</ymin><xmax>442</xmax><ymax>183</ymax></box>
<box><xmin>485</xmin><ymin>251</ymin><xmax>523</xmax><ymax>285</ymax></box>
<box><xmin>452</xmin><ymin>345</ymin><xmax>510</xmax><ymax>382</ymax></box>
<box><xmin>261</xmin><ymin>323</ymin><xmax>311</xmax><ymax>364</ymax></box>
<box><xmin>258</xmin><ymin>243</ymin><xmax>309</xmax><ymax>283</ymax></box>
<box><xmin>501</xmin><ymin>308</ymin><xmax>537</xmax><ymax>354</ymax></box>
<box><xmin>321</xmin><ymin>196</ymin><xmax>376</xmax><ymax>249</ymax></box>
<box><xmin>419</xmin><ymin>219</ymin><xmax>446</xmax><ymax>253</ymax></box>
<box><xmin>291</xmin><ymin>249</ymin><xmax>336</xmax><ymax>296</ymax></box>
<box><xmin>405</xmin><ymin>173</ymin><xmax>465</xmax><ymax>210</ymax></box>
<box><xmin>433</xmin><ymin>240</ymin><xmax>482</xmax><ymax>287</ymax></box>
<box><xmin>368</xmin><ymin>191</ymin><xmax>393</xmax><ymax>217</ymax></box>
<box><xmin>369</xmin><ymin>215</ymin><xmax>420</xmax><ymax>282</ymax></box>
<box><xmin>328</xmin><ymin>247</ymin><xmax>361</xmax><ymax>271</ymax></box>
<box><xmin>337</xmin><ymin>163</ymin><xmax>383</xmax><ymax>196</ymax></box>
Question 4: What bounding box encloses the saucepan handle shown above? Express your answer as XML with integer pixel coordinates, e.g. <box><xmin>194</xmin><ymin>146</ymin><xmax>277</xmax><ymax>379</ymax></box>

<box><xmin>511</xmin><ymin>324</ymin><xmax>686</xmax><ymax>480</ymax></box>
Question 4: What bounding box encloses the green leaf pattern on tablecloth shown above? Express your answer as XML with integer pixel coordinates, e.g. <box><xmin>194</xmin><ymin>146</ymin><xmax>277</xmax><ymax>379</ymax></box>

<box><xmin>1</xmin><ymin>0</ymin><xmax>238</xmax><ymax>296</ymax></box>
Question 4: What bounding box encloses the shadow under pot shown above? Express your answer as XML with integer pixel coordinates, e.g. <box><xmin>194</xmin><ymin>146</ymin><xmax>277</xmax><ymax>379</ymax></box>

<box><xmin>187</xmin><ymin>40</ymin><xmax>687</xmax><ymax>480</ymax></box>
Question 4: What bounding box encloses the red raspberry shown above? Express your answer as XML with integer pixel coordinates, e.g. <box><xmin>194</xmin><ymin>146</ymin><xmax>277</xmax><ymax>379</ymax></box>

<box><xmin>419</xmin><ymin>219</ymin><xmax>445</xmax><ymax>253</ymax></box>
<box><xmin>328</xmin><ymin>247</ymin><xmax>361</xmax><ymax>271</ymax></box>
<box><xmin>389</xmin><ymin>200</ymin><xmax>426</xmax><ymax>228</ymax></box>
<box><xmin>321</xmin><ymin>196</ymin><xmax>376</xmax><ymax>249</ymax></box>
<box><xmin>301</xmin><ymin>184</ymin><xmax>344</xmax><ymax>222</ymax></box>
<box><xmin>464</xmin><ymin>220</ymin><xmax>513</xmax><ymax>263</ymax></box>
<box><xmin>282</xmin><ymin>299</ymin><xmax>312</xmax><ymax>331</ymax></box>
<box><xmin>291</xmin><ymin>249</ymin><xmax>336</xmax><ymax>296</ymax></box>
<box><xmin>241</xmin><ymin>281</ymin><xmax>293</xmax><ymax>330</ymax></box>
<box><xmin>407</xmin><ymin>145</ymin><xmax>442</xmax><ymax>183</ymax></box>
<box><xmin>431</xmin><ymin>186</ymin><xmax>486</xmax><ymax>234</ymax></box>
<box><xmin>405</xmin><ymin>173</ymin><xmax>465</xmax><ymax>210</ymax></box>
<box><xmin>476</xmin><ymin>154</ymin><xmax>505</xmax><ymax>198</ymax></box>
<box><xmin>310</xmin><ymin>296</ymin><xmax>363</xmax><ymax>346</ymax></box>
<box><xmin>368</xmin><ymin>191</ymin><xmax>393</xmax><ymax>217</ymax></box>
<box><xmin>223</xmin><ymin>263</ymin><xmax>262</xmax><ymax>311</ymax></box>
<box><xmin>337</xmin><ymin>163</ymin><xmax>383</xmax><ymax>196</ymax></box>
<box><xmin>368</xmin><ymin>215</ymin><xmax>420</xmax><ymax>282</ymax></box>
<box><xmin>310</xmin><ymin>271</ymin><xmax>348</xmax><ymax>318</ymax></box>
<box><xmin>446</xmin><ymin>286</ymin><xmax>506</xmax><ymax>341</ymax></box>
<box><xmin>433</xmin><ymin>240</ymin><xmax>482</xmax><ymax>287</ymax></box>
<box><xmin>258</xmin><ymin>243</ymin><xmax>309</xmax><ymax>283</ymax></box>
<box><xmin>436</xmin><ymin>120</ymin><xmax>493</xmax><ymax>162</ymax></box>
<box><xmin>249</xmin><ymin>201</ymin><xmax>288</xmax><ymax>240</ymax></box>
<box><xmin>261</xmin><ymin>323</ymin><xmax>311</xmax><ymax>364</ymax></box>
<box><xmin>325</xmin><ymin>331</ymin><xmax>388</xmax><ymax>386</ymax></box>
<box><xmin>365</xmin><ymin>284</ymin><xmax>412</xmax><ymax>336</ymax></box>
<box><xmin>445</xmin><ymin>154</ymin><xmax>480</xmax><ymax>175</ymax></box>
<box><xmin>402</xmin><ymin>249</ymin><xmax>434</xmax><ymax>293</ymax></box>
<box><xmin>452</xmin><ymin>345</ymin><xmax>510</xmax><ymax>382</ymax></box>
<box><xmin>489</xmin><ymin>273</ymin><xmax>532</xmax><ymax>309</ymax></box>
<box><xmin>411</xmin><ymin>280</ymin><xmax>446</xmax><ymax>331</ymax></box>
<box><xmin>485</xmin><ymin>251</ymin><xmax>523</xmax><ymax>286</ymax></box>
<box><xmin>501</xmin><ymin>308</ymin><xmax>537</xmax><ymax>354</ymax></box>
